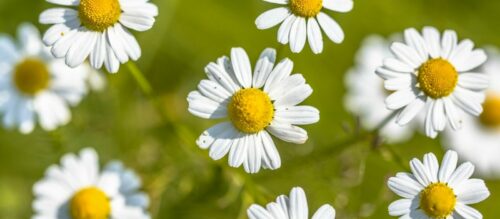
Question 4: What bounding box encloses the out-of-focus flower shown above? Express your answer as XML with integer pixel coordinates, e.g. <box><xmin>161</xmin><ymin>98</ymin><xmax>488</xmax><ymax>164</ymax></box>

<box><xmin>344</xmin><ymin>35</ymin><xmax>415</xmax><ymax>143</ymax></box>
<box><xmin>387</xmin><ymin>150</ymin><xmax>490</xmax><ymax>219</ymax></box>
<box><xmin>187</xmin><ymin>47</ymin><xmax>319</xmax><ymax>173</ymax></box>
<box><xmin>376</xmin><ymin>27</ymin><xmax>489</xmax><ymax>138</ymax></box>
<box><xmin>255</xmin><ymin>0</ymin><xmax>353</xmax><ymax>54</ymax></box>
<box><xmin>39</xmin><ymin>0</ymin><xmax>158</xmax><ymax>73</ymax></box>
<box><xmin>247</xmin><ymin>187</ymin><xmax>335</xmax><ymax>219</ymax></box>
<box><xmin>32</xmin><ymin>148</ymin><xmax>150</xmax><ymax>219</ymax></box>
<box><xmin>0</xmin><ymin>23</ymin><xmax>97</xmax><ymax>134</ymax></box>
<box><xmin>443</xmin><ymin>48</ymin><xmax>500</xmax><ymax>178</ymax></box>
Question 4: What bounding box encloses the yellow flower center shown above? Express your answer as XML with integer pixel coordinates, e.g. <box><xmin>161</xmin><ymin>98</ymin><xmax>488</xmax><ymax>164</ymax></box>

<box><xmin>479</xmin><ymin>94</ymin><xmax>500</xmax><ymax>128</ymax></box>
<box><xmin>70</xmin><ymin>187</ymin><xmax>111</xmax><ymax>219</ymax></box>
<box><xmin>228</xmin><ymin>88</ymin><xmax>274</xmax><ymax>133</ymax></box>
<box><xmin>420</xmin><ymin>183</ymin><xmax>456</xmax><ymax>219</ymax></box>
<box><xmin>417</xmin><ymin>58</ymin><xmax>458</xmax><ymax>99</ymax></box>
<box><xmin>79</xmin><ymin>0</ymin><xmax>121</xmax><ymax>32</ymax></box>
<box><xmin>290</xmin><ymin>0</ymin><xmax>323</xmax><ymax>17</ymax></box>
<box><xmin>13</xmin><ymin>58</ymin><xmax>50</xmax><ymax>96</ymax></box>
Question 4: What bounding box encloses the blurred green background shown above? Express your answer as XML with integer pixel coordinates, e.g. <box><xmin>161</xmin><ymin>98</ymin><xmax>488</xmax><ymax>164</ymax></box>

<box><xmin>1</xmin><ymin>0</ymin><xmax>500</xmax><ymax>218</ymax></box>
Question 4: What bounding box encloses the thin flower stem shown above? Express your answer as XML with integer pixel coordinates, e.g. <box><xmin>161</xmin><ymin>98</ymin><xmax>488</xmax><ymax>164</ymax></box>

<box><xmin>126</xmin><ymin>61</ymin><xmax>153</xmax><ymax>95</ymax></box>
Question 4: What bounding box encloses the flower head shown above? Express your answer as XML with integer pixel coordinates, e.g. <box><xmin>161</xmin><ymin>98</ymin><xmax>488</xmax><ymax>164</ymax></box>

<box><xmin>32</xmin><ymin>148</ymin><xmax>150</xmax><ymax>219</ymax></box>
<box><xmin>376</xmin><ymin>27</ymin><xmax>489</xmax><ymax>138</ymax></box>
<box><xmin>188</xmin><ymin>47</ymin><xmax>320</xmax><ymax>173</ymax></box>
<box><xmin>255</xmin><ymin>0</ymin><xmax>353</xmax><ymax>54</ymax></box>
<box><xmin>39</xmin><ymin>0</ymin><xmax>158</xmax><ymax>73</ymax></box>
<box><xmin>0</xmin><ymin>23</ymin><xmax>98</xmax><ymax>134</ymax></box>
<box><xmin>247</xmin><ymin>187</ymin><xmax>335</xmax><ymax>219</ymax></box>
<box><xmin>387</xmin><ymin>150</ymin><xmax>490</xmax><ymax>218</ymax></box>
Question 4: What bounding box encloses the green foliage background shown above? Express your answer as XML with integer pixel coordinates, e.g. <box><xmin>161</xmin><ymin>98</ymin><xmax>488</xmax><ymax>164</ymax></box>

<box><xmin>0</xmin><ymin>0</ymin><xmax>499</xmax><ymax>218</ymax></box>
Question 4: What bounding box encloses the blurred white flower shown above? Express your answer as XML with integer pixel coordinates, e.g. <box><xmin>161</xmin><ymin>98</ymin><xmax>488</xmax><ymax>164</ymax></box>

<box><xmin>0</xmin><ymin>23</ymin><xmax>97</xmax><ymax>134</ymax></box>
<box><xmin>443</xmin><ymin>48</ymin><xmax>500</xmax><ymax>178</ymax></box>
<box><xmin>39</xmin><ymin>0</ymin><xmax>158</xmax><ymax>73</ymax></box>
<box><xmin>387</xmin><ymin>150</ymin><xmax>490</xmax><ymax>219</ymax></box>
<box><xmin>247</xmin><ymin>187</ymin><xmax>335</xmax><ymax>219</ymax></box>
<box><xmin>187</xmin><ymin>47</ymin><xmax>319</xmax><ymax>173</ymax></box>
<box><xmin>376</xmin><ymin>27</ymin><xmax>489</xmax><ymax>138</ymax></box>
<box><xmin>32</xmin><ymin>148</ymin><xmax>150</xmax><ymax>219</ymax></box>
<box><xmin>344</xmin><ymin>35</ymin><xmax>415</xmax><ymax>143</ymax></box>
<box><xmin>255</xmin><ymin>0</ymin><xmax>353</xmax><ymax>54</ymax></box>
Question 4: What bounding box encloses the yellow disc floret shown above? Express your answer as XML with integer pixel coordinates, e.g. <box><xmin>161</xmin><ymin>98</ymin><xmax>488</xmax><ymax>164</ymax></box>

<box><xmin>13</xmin><ymin>58</ymin><xmax>50</xmax><ymax>96</ymax></box>
<box><xmin>70</xmin><ymin>187</ymin><xmax>111</xmax><ymax>219</ymax></box>
<box><xmin>290</xmin><ymin>0</ymin><xmax>323</xmax><ymax>17</ymax></box>
<box><xmin>480</xmin><ymin>94</ymin><xmax>500</xmax><ymax>128</ymax></box>
<box><xmin>418</xmin><ymin>58</ymin><xmax>458</xmax><ymax>99</ymax></box>
<box><xmin>420</xmin><ymin>183</ymin><xmax>456</xmax><ymax>219</ymax></box>
<box><xmin>228</xmin><ymin>88</ymin><xmax>274</xmax><ymax>133</ymax></box>
<box><xmin>79</xmin><ymin>0</ymin><xmax>121</xmax><ymax>32</ymax></box>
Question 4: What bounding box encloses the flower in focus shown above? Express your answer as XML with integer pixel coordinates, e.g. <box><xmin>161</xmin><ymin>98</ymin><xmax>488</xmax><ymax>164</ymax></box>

<box><xmin>187</xmin><ymin>47</ymin><xmax>319</xmax><ymax>173</ymax></box>
<box><xmin>443</xmin><ymin>48</ymin><xmax>500</xmax><ymax>178</ymax></box>
<box><xmin>387</xmin><ymin>150</ymin><xmax>490</xmax><ymax>219</ymax></box>
<box><xmin>39</xmin><ymin>0</ymin><xmax>158</xmax><ymax>73</ymax></box>
<box><xmin>247</xmin><ymin>187</ymin><xmax>335</xmax><ymax>219</ymax></box>
<box><xmin>0</xmin><ymin>23</ymin><xmax>98</xmax><ymax>134</ymax></box>
<box><xmin>345</xmin><ymin>35</ymin><xmax>416</xmax><ymax>143</ymax></box>
<box><xmin>32</xmin><ymin>148</ymin><xmax>150</xmax><ymax>219</ymax></box>
<box><xmin>376</xmin><ymin>27</ymin><xmax>489</xmax><ymax>138</ymax></box>
<box><xmin>255</xmin><ymin>0</ymin><xmax>353</xmax><ymax>54</ymax></box>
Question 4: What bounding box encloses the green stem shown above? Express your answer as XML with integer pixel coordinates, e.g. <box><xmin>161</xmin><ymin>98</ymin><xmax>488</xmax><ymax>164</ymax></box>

<box><xmin>126</xmin><ymin>61</ymin><xmax>153</xmax><ymax>95</ymax></box>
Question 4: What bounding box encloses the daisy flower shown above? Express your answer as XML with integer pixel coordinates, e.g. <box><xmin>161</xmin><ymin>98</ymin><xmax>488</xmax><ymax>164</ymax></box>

<box><xmin>187</xmin><ymin>47</ymin><xmax>319</xmax><ymax>173</ymax></box>
<box><xmin>39</xmin><ymin>0</ymin><xmax>158</xmax><ymax>73</ymax></box>
<box><xmin>255</xmin><ymin>0</ymin><xmax>353</xmax><ymax>54</ymax></box>
<box><xmin>0</xmin><ymin>23</ymin><xmax>96</xmax><ymax>134</ymax></box>
<box><xmin>247</xmin><ymin>187</ymin><xmax>335</xmax><ymax>219</ymax></box>
<box><xmin>32</xmin><ymin>148</ymin><xmax>150</xmax><ymax>219</ymax></box>
<box><xmin>387</xmin><ymin>150</ymin><xmax>490</xmax><ymax>219</ymax></box>
<box><xmin>443</xmin><ymin>48</ymin><xmax>500</xmax><ymax>178</ymax></box>
<box><xmin>376</xmin><ymin>27</ymin><xmax>489</xmax><ymax>138</ymax></box>
<box><xmin>345</xmin><ymin>35</ymin><xmax>415</xmax><ymax>143</ymax></box>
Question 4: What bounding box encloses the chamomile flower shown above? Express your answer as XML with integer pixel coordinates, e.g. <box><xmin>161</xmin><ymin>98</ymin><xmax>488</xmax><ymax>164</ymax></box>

<box><xmin>345</xmin><ymin>35</ymin><xmax>415</xmax><ymax>143</ymax></box>
<box><xmin>255</xmin><ymin>0</ymin><xmax>353</xmax><ymax>54</ymax></box>
<box><xmin>32</xmin><ymin>148</ymin><xmax>150</xmax><ymax>219</ymax></box>
<box><xmin>188</xmin><ymin>47</ymin><xmax>319</xmax><ymax>173</ymax></box>
<box><xmin>443</xmin><ymin>48</ymin><xmax>500</xmax><ymax>178</ymax></box>
<box><xmin>247</xmin><ymin>187</ymin><xmax>335</xmax><ymax>219</ymax></box>
<box><xmin>387</xmin><ymin>150</ymin><xmax>490</xmax><ymax>219</ymax></box>
<box><xmin>39</xmin><ymin>0</ymin><xmax>158</xmax><ymax>73</ymax></box>
<box><xmin>376</xmin><ymin>27</ymin><xmax>489</xmax><ymax>138</ymax></box>
<box><xmin>0</xmin><ymin>23</ymin><xmax>96</xmax><ymax>134</ymax></box>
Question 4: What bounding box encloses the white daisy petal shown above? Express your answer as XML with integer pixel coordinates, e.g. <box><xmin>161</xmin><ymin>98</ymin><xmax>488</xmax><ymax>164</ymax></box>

<box><xmin>454</xmin><ymin>203</ymin><xmax>482</xmax><ymax>219</ymax></box>
<box><xmin>205</xmin><ymin>62</ymin><xmax>240</xmax><ymax>94</ymax></box>
<box><xmin>244</xmin><ymin>134</ymin><xmax>262</xmax><ymax>174</ymax></box>
<box><xmin>316</xmin><ymin>12</ymin><xmax>344</xmax><ymax>43</ymax></box>
<box><xmin>451</xmin><ymin>87</ymin><xmax>484</xmax><ymax>116</ymax></box>
<box><xmin>39</xmin><ymin>8</ymin><xmax>78</xmax><ymax>24</ymax></box>
<box><xmin>441</xmin><ymin>30</ymin><xmax>457</xmax><ymax>59</ymax></box>
<box><xmin>208</xmin><ymin>127</ymin><xmax>238</xmax><ymax>160</ymax></box>
<box><xmin>248</xmin><ymin>204</ymin><xmax>274</xmax><ymax>219</ymax></box>
<box><xmin>256</xmin><ymin>7</ymin><xmax>291</xmax><ymax>30</ymax></box>
<box><xmin>396</xmin><ymin>96</ymin><xmax>426</xmax><ymax>126</ymax></box>
<box><xmin>443</xmin><ymin>97</ymin><xmax>462</xmax><ymax>130</ymax></box>
<box><xmin>90</xmin><ymin>33</ymin><xmax>107</xmax><ymax>69</ymax></box>
<box><xmin>422</xmin><ymin>26</ymin><xmax>441</xmax><ymax>58</ymax></box>
<box><xmin>410</xmin><ymin>158</ymin><xmax>432</xmax><ymax>186</ymax></box>
<box><xmin>47</xmin><ymin>0</ymin><xmax>79</xmax><ymax>6</ymax></box>
<box><xmin>424</xmin><ymin>100</ymin><xmax>438</xmax><ymax>138</ymax></box>
<box><xmin>453</xmin><ymin>49</ymin><xmax>488</xmax><ymax>72</ymax></box>
<box><xmin>196</xmin><ymin>122</ymin><xmax>233</xmax><ymax>149</ymax></box>
<box><xmin>457</xmin><ymin>73</ymin><xmax>489</xmax><ymax>91</ymax></box>
<box><xmin>438</xmin><ymin>150</ymin><xmax>458</xmax><ymax>183</ymax></box>
<box><xmin>390</xmin><ymin>42</ymin><xmax>423</xmax><ymax>68</ymax></box>
<box><xmin>268</xmin><ymin>74</ymin><xmax>306</xmax><ymax>100</ymax></box>
<box><xmin>187</xmin><ymin>91</ymin><xmax>227</xmax><ymax>119</ymax></box>
<box><xmin>253</xmin><ymin>48</ymin><xmax>277</xmax><ymax>88</ymax></box>
<box><xmin>432</xmin><ymin>99</ymin><xmax>446</xmax><ymax>132</ymax></box>
<box><xmin>228</xmin><ymin>134</ymin><xmax>248</xmax><ymax>168</ymax></box>
<box><xmin>273</xmin><ymin>84</ymin><xmax>313</xmax><ymax>107</ymax></box>
<box><xmin>423</xmin><ymin>153</ymin><xmax>439</xmax><ymax>182</ymax></box>
<box><xmin>385</xmin><ymin>88</ymin><xmax>417</xmax><ymax>110</ymax></box>
<box><xmin>274</xmin><ymin>106</ymin><xmax>319</xmax><ymax>125</ymax></box>
<box><xmin>383</xmin><ymin>58</ymin><xmax>415</xmax><ymax>73</ymax></box>
<box><xmin>264</xmin><ymin>58</ymin><xmax>294</xmax><ymax>93</ymax></box>
<box><xmin>311</xmin><ymin>204</ymin><xmax>335</xmax><ymax>219</ymax></box>
<box><xmin>388</xmin><ymin>199</ymin><xmax>416</xmax><ymax>216</ymax></box>
<box><xmin>119</xmin><ymin>12</ymin><xmax>156</xmax><ymax>32</ymax></box>
<box><xmin>323</xmin><ymin>0</ymin><xmax>353</xmax><ymax>13</ymax></box>
<box><xmin>260</xmin><ymin>131</ymin><xmax>281</xmax><ymax>170</ymax></box>
<box><xmin>404</xmin><ymin>28</ymin><xmax>428</xmax><ymax>62</ymax></box>
<box><xmin>289</xmin><ymin>187</ymin><xmax>308</xmax><ymax>219</ymax></box>
<box><xmin>267</xmin><ymin>122</ymin><xmax>308</xmax><ymax>144</ymax></box>
<box><xmin>384</xmin><ymin>74</ymin><xmax>414</xmax><ymax>91</ymax></box>
<box><xmin>66</xmin><ymin>30</ymin><xmax>98</xmax><ymax>68</ymax></box>
<box><xmin>307</xmin><ymin>18</ymin><xmax>323</xmax><ymax>54</ymax></box>
<box><xmin>289</xmin><ymin>17</ymin><xmax>307</xmax><ymax>53</ymax></box>
<box><xmin>267</xmin><ymin>202</ymin><xmax>288</xmax><ymax>219</ymax></box>
<box><xmin>455</xmin><ymin>179</ymin><xmax>490</xmax><ymax>204</ymax></box>
<box><xmin>231</xmin><ymin>47</ymin><xmax>253</xmax><ymax>88</ymax></box>
<box><xmin>263</xmin><ymin>0</ymin><xmax>288</xmax><ymax>4</ymax></box>
<box><xmin>278</xmin><ymin>15</ymin><xmax>296</xmax><ymax>44</ymax></box>
<box><xmin>448</xmin><ymin>162</ymin><xmax>475</xmax><ymax>188</ymax></box>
